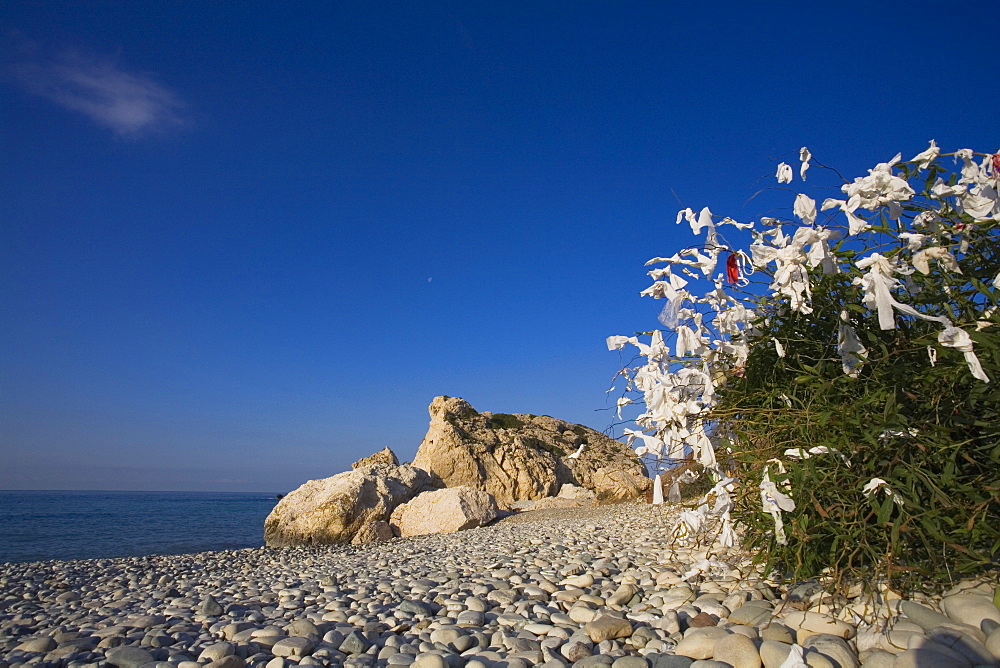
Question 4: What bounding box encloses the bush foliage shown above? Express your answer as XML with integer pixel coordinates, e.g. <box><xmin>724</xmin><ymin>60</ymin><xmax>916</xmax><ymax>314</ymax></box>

<box><xmin>610</xmin><ymin>145</ymin><xmax>1000</xmax><ymax>593</ymax></box>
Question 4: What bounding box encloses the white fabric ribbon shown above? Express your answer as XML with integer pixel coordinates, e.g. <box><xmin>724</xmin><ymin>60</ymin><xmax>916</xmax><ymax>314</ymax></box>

<box><xmin>939</xmin><ymin>326</ymin><xmax>990</xmax><ymax>382</ymax></box>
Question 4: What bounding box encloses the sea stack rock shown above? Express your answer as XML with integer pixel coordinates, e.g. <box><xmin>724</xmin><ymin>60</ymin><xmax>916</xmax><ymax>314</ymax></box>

<box><xmin>263</xmin><ymin>449</ymin><xmax>431</xmax><ymax>547</ymax></box>
<box><xmin>411</xmin><ymin>396</ymin><xmax>649</xmax><ymax>507</ymax></box>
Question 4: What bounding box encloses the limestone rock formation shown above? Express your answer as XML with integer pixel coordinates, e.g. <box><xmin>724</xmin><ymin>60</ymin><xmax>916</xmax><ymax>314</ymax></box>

<box><xmin>411</xmin><ymin>396</ymin><xmax>649</xmax><ymax>507</ymax></box>
<box><xmin>351</xmin><ymin>446</ymin><xmax>399</xmax><ymax>473</ymax></box>
<box><xmin>264</xmin><ymin>452</ymin><xmax>431</xmax><ymax>546</ymax></box>
<box><xmin>390</xmin><ymin>486</ymin><xmax>499</xmax><ymax>537</ymax></box>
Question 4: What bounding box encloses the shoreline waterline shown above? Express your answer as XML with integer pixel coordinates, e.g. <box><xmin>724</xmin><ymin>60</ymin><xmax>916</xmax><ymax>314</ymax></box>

<box><xmin>0</xmin><ymin>489</ymin><xmax>279</xmax><ymax>564</ymax></box>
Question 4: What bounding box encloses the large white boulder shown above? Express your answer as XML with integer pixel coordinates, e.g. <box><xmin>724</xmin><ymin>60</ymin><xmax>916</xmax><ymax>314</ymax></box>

<box><xmin>264</xmin><ymin>453</ymin><xmax>431</xmax><ymax>546</ymax></box>
<box><xmin>391</xmin><ymin>486</ymin><xmax>499</xmax><ymax>537</ymax></box>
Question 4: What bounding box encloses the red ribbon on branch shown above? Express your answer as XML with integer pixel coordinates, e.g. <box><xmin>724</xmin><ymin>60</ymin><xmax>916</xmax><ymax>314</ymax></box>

<box><xmin>726</xmin><ymin>252</ymin><xmax>740</xmax><ymax>284</ymax></box>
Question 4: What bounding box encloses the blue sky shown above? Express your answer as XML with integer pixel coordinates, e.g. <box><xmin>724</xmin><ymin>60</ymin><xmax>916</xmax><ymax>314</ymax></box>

<box><xmin>2</xmin><ymin>1</ymin><xmax>998</xmax><ymax>492</ymax></box>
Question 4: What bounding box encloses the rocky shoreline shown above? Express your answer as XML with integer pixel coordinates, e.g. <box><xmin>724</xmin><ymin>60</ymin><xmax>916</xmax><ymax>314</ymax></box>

<box><xmin>2</xmin><ymin>501</ymin><xmax>998</xmax><ymax>668</ymax></box>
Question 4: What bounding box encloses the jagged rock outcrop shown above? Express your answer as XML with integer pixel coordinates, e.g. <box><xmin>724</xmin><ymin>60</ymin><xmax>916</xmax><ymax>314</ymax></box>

<box><xmin>263</xmin><ymin>452</ymin><xmax>431</xmax><ymax>546</ymax></box>
<box><xmin>352</xmin><ymin>446</ymin><xmax>399</xmax><ymax>474</ymax></box>
<box><xmin>390</xmin><ymin>487</ymin><xmax>499</xmax><ymax>537</ymax></box>
<box><xmin>411</xmin><ymin>396</ymin><xmax>650</xmax><ymax>507</ymax></box>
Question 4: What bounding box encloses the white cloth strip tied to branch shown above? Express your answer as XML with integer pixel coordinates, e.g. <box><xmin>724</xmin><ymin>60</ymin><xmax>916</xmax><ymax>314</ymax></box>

<box><xmin>912</xmin><ymin>246</ymin><xmax>961</xmax><ymax>275</ymax></box>
<box><xmin>939</xmin><ymin>325</ymin><xmax>990</xmax><ymax>382</ymax></box>
<box><xmin>854</xmin><ymin>253</ymin><xmax>959</xmax><ymax>330</ymax></box>
<box><xmin>853</xmin><ymin>253</ymin><xmax>990</xmax><ymax>382</ymax></box>
<box><xmin>793</xmin><ymin>194</ymin><xmax>816</xmax><ymax>226</ymax></box>
<box><xmin>821</xmin><ymin>195</ymin><xmax>868</xmax><ymax>236</ymax></box>
<box><xmin>799</xmin><ymin>147</ymin><xmax>811</xmax><ymax>181</ymax></box>
<box><xmin>776</xmin><ymin>162</ymin><xmax>793</xmax><ymax>184</ymax></box>
<box><xmin>668</xmin><ymin>469</ymin><xmax>698</xmax><ymax>502</ymax></box>
<box><xmin>862</xmin><ymin>477</ymin><xmax>904</xmax><ymax>506</ymax></box>
<box><xmin>837</xmin><ymin>310</ymin><xmax>867</xmax><ymax>378</ymax></box>
<box><xmin>911</xmin><ymin>139</ymin><xmax>940</xmax><ymax>170</ymax></box>
<box><xmin>760</xmin><ymin>464</ymin><xmax>795</xmax><ymax>546</ymax></box>
<box><xmin>609</xmin><ymin>143</ymin><xmax>995</xmax><ymax>559</ymax></box>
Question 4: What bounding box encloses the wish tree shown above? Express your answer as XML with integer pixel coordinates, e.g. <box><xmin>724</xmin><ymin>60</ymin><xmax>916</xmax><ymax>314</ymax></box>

<box><xmin>609</xmin><ymin>143</ymin><xmax>1000</xmax><ymax>592</ymax></box>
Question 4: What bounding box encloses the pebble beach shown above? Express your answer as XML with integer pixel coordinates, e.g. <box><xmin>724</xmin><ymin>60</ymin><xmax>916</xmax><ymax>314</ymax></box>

<box><xmin>2</xmin><ymin>501</ymin><xmax>999</xmax><ymax>668</ymax></box>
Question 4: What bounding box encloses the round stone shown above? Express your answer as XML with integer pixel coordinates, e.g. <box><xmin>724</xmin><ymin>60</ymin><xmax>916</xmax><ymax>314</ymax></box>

<box><xmin>899</xmin><ymin>600</ymin><xmax>951</xmax><ymax>631</ymax></box>
<box><xmin>712</xmin><ymin>631</ymin><xmax>761</xmax><ymax>668</ymax></box>
<box><xmin>942</xmin><ymin>592</ymin><xmax>1000</xmax><ymax>629</ymax></box>
<box><xmin>759</xmin><ymin>640</ymin><xmax>793</xmax><ymax>667</ymax></box>
<box><xmin>610</xmin><ymin>657</ymin><xmax>649</xmax><ymax>668</ymax></box>
<box><xmin>429</xmin><ymin>627</ymin><xmax>462</xmax><ymax>646</ymax></box>
<box><xmin>199</xmin><ymin>642</ymin><xmax>235</xmax><ymax>662</ymax></box>
<box><xmin>585</xmin><ymin>615</ymin><xmax>633</xmax><ymax>643</ymax></box>
<box><xmin>674</xmin><ymin>627</ymin><xmax>730</xmax><ymax>660</ymax></box>
<box><xmin>410</xmin><ymin>653</ymin><xmax>448</xmax><ymax>668</ymax></box>
<box><xmin>727</xmin><ymin>602</ymin><xmax>773</xmax><ymax>627</ymax></box>
<box><xmin>801</xmin><ymin>633</ymin><xmax>858</xmax><ymax>668</ymax></box>
<box><xmin>607</xmin><ymin>584</ymin><xmax>640</xmax><ymax>607</ymax></box>
<box><xmin>15</xmin><ymin>637</ymin><xmax>57</xmax><ymax>653</ymax></box>
<box><xmin>456</xmin><ymin>610</ymin><xmax>485</xmax><ymax>627</ymax></box>
<box><xmin>105</xmin><ymin>646</ymin><xmax>156</xmax><ymax>668</ymax></box>
<box><xmin>782</xmin><ymin>611</ymin><xmax>855</xmax><ymax>643</ymax></box>
<box><xmin>563</xmin><ymin>574</ymin><xmax>595</xmax><ymax>588</ymax></box>
<box><xmin>987</xmin><ymin>626</ymin><xmax>1000</xmax><ymax>660</ymax></box>
<box><xmin>271</xmin><ymin>637</ymin><xmax>316</xmax><ymax>658</ymax></box>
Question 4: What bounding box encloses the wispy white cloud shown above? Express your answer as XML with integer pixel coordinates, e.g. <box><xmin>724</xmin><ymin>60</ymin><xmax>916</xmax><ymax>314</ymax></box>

<box><xmin>9</xmin><ymin>43</ymin><xmax>187</xmax><ymax>138</ymax></box>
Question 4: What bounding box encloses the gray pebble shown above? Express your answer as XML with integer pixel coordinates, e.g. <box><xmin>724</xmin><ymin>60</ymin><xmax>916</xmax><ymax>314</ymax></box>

<box><xmin>105</xmin><ymin>646</ymin><xmax>156</xmax><ymax>668</ymax></box>
<box><xmin>200</xmin><ymin>595</ymin><xmax>225</xmax><ymax>617</ymax></box>
<box><xmin>648</xmin><ymin>655</ymin><xmax>694</xmax><ymax>668</ymax></box>
<box><xmin>610</xmin><ymin>657</ymin><xmax>648</xmax><ymax>668</ymax></box>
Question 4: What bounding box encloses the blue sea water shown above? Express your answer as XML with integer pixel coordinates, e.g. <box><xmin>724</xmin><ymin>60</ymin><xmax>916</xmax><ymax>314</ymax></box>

<box><xmin>0</xmin><ymin>490</ymin><xmax>280</xmax><ymax>563</ymax></box>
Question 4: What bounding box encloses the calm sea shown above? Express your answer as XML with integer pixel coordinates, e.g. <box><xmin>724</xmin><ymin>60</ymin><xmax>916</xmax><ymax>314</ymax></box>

<box><xmin>0</xmin><ymin>490</ymin><xmax>280</xmax><ymax>563</ymax></box>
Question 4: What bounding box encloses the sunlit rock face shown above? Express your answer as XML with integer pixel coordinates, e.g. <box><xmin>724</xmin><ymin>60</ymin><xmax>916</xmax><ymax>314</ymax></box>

<box><xmin>263</xmin><ymin>455</ymin><xmax>431</xmax><ymax>547</ymax></box>
<box><xmin>412</xmin><ymin>396</ymin><xmax>649</xmax><ymax>507</ymax></box>
<box><xmin>390</xmin><ymin>486</ymin><xmax>499</xmax><ymax>537</ymax></box>
<box><xmin>265</xmin><ymin>397</ymin><xmax>650</xmax><ymax>546</ymax></box>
